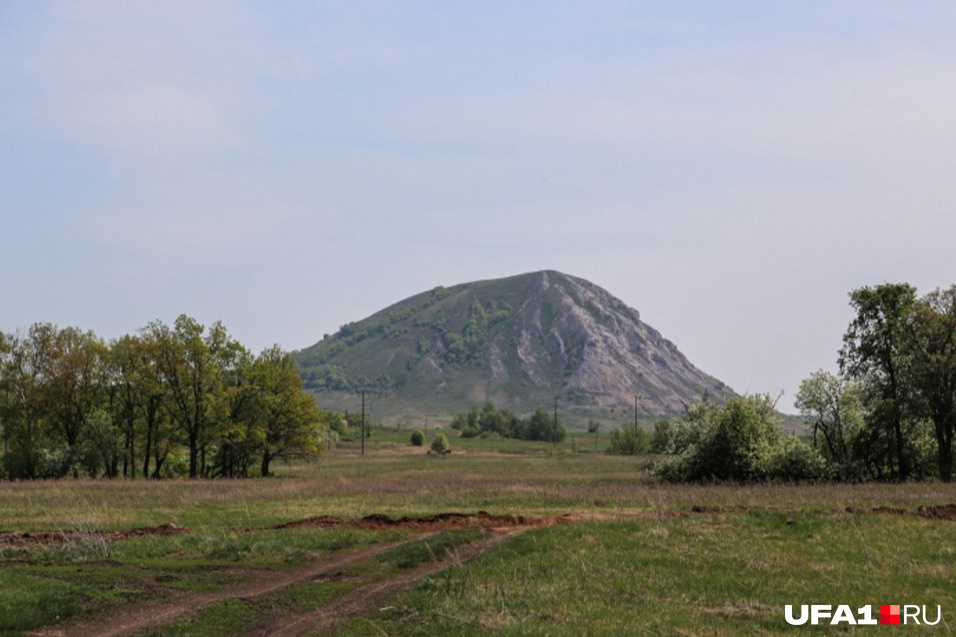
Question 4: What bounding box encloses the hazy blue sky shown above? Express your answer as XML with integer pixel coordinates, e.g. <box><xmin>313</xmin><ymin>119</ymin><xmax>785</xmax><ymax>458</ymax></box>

<box><xmin>4</xmin><ymin>1</ymin><xmax>956</xmax><ymax>410</ymax></box>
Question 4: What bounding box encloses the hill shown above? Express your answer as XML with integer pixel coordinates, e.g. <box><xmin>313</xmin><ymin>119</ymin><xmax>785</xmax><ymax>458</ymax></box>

<box><xmin>293</xmin><ymin>271</ymin><xmax>734</xmax><ymax>428</ymax></box>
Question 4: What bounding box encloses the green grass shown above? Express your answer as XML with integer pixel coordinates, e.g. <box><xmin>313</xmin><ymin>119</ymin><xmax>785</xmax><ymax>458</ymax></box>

<box><xmin>376</xmin><ymin>528</ymin><xmax>488</xmax><ymax>569</ymax></box>
<box><xmin>0</xmin><ymin>570</ymin><xmax>81</xmax><ymax>634</ymax></box>
<box><xmin>339</xmin><ymin>513</ymin><xmax>956</xmax><ymax>635</ymax></box>
<box><xmin>134</xmin><ymin>579</ymin><xmax>357</xmax><ymax>637</ymax></box>
<box><xmin>2</xmin><ymin>437</ymin><xmax>955</xmax><ymax>635</ymax></box>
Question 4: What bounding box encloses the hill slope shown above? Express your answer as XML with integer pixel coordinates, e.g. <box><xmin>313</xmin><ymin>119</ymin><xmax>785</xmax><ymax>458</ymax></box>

<box><xmin>293</xmin><ymin>271</ymin><xmax>734</xmax><ymax>427</ymax></box>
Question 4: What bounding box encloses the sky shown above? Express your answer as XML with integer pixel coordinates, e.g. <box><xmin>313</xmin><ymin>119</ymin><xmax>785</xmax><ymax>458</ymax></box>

<box><xmin>3</xmin><ymin>1</ymin><xmax>956</xmax><ymax>411</ymax></box>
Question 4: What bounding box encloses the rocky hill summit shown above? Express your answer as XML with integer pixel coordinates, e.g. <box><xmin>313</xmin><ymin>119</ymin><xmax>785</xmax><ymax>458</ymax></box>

<box><xmin>294</xmin><ymin>271</ymin><xmax>734</xmax><ymax>426</ymax></box>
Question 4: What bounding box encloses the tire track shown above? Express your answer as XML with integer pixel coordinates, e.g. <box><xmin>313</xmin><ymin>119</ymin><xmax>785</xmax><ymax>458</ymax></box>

<box><xmin>247</xmin><ymin>531</ymin><xmax>516</xmax><ymax>637</ymax></box>
<box><xmin>39</xmin><ymin>536</ymin><xmax>427</xmax><ymax>637</ymax></box>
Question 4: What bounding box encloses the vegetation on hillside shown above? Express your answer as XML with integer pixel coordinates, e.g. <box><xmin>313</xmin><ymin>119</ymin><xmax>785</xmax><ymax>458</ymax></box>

<box><xmin>297</xmin><ymin>286</ymin><xmax>512</xmax><ymax>395</ymax></box>
<box><xmin>292</xmin><ymin>271</ymin><xmax>734</xmax><ymax>423</ymax></box>
<box><xmin>0</xmin><ymin>316</ymin><xmax>327</xmax><ymax>480</ymax></box>
<box><xmin>448</xmin><ymin>402</ymin><xmax>567</xmax><ymax>443</ymax></box>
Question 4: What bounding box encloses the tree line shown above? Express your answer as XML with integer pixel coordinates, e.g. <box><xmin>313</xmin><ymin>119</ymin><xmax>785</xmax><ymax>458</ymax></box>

<box><xmin>655</xmin><ymin>283</ymin><xmax>956</xmax><ymax>483</ymax></box>
<box><xmin>0</xmin><ymin>315</ymin><xmax>327</xmax><ymax>480</ymax></box>
<box><xmin>796</xmin><ymin>283</ymin><xmax>956</xmax><ymax>482</ymax></box>
<box><xmin>449</xmin><ymin>402</ymin><xmax>567</xmax><ymax>443</ymax></box>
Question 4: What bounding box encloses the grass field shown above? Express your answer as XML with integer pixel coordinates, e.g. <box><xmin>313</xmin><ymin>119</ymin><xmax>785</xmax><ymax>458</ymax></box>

<box><xmin>1</xmin><ymin>430</ymin><xmax>954</xmax><ymax>635</ymax></box>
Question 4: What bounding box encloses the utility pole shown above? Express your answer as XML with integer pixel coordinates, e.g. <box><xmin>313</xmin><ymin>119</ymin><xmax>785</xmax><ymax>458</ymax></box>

<box><xmin>553</xmin><ymin>395</ymin><xmax>558</xmax><ymax>452</ymax></box>
<box><xmin>361</xmin><ymin>390</ymin><xmax>366</xmax><ymax>457</ymax></box>
<box><xmin>634</xmin><ymin>394</ymin><xmax>638</xmax><ymax>429</ymax></box>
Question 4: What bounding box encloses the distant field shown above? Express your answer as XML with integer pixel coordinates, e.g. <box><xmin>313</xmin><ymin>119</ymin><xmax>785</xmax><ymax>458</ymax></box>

<box><xmin>1</xmin><ymin>431</ymin><xmax>954</xmax><ymax>635</ymax></box>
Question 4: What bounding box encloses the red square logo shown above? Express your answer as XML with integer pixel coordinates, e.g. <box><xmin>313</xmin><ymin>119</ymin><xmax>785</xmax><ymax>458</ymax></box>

<box><xmin>881</xmin><ymin>605</ymin><xmax>901</xmax><ymax>625</ymax></box>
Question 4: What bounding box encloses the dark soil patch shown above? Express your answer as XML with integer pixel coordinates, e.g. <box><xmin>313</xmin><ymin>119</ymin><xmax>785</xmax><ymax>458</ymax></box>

<box><xmin>269</xmin><ymin>511</ymin><xmax>580</xmax><ymax>532</ymax></box>
<box><xmin>847</xmin><ymin>504</ymin><xmax>956</xmax><ymax>521</ymax></box>
<box><xmin>0</xmin><ymin>523</ymin><xmax>187</xmax><ymax>548</ymax></box>
<box><xmin>916</xmin><ymin>503</ymin><xmax>956</xmax><ymax>521</ymax></box>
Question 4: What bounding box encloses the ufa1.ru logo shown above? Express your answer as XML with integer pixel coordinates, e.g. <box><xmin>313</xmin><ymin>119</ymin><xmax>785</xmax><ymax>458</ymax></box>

<box><xmin>785</xmin><ymin>605</ymin><xmax>942</xmax><ymax>626</ymax></box>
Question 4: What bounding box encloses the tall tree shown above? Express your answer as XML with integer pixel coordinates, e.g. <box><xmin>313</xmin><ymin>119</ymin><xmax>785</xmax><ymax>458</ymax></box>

<box><xmin>905</xmin><ymin>287</ymin><xmax>956</xmax><ymax>482</ymax></box>
<box><xmin>1</xmin><ymin>325</ymin><xmax>60</xmax><ymax>478</ymax></box>
<box><xmin>147</xmin><ymin>316</ymin><xmax>220</xmax><ymax>479</ymax></box>
<box><xmin>247</xmin><ymin>346</ymin><xmax>325</xmax><ymax>477</ymax></box>
<box><xmin>43</xmin><ymin>327</ymin><xmax>108</xmax><ymax>476</ymax></box>
<box><xmin>840</xmin><ymin>284</ymin><xmax>918</xmax><ymax>480</ymax></box>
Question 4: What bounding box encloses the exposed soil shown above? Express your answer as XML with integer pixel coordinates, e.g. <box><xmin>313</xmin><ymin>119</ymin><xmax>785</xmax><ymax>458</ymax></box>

<box><xmin>25</xmin><ymin>512</ymin><xmax>571</xmax><ymax>637</ymax></box>
<box><xmin>846</xmin><ymin>503</ymin><xmax>956</xmax><ymax>521</ymax></box>
<box><xmin>30</xmin><ymin>536</ymin><xmax>427</xmax><ymax>637</ymax></box>
<box><xmin>24</xmin><ymin>504</ymin><xmax>956</xmax><ymax>637</ymax></box>
<box><xmin>0</xmin><ymin>523</ymin><xmax>188</xmax><ymax>548</ymax></box>
<box><xmin>243</xmin><ymin>532</ymin><xmax>516</xmax><ymax>637</ymax></box>
<box><xmin>916</xmin><ymin>503</ymin><xmax>956</xmax><ymax>520</ymax></box>
<box><xmin>268</xmin><ymin>511</ymin><xmax>581</xmax><ymax>533</ymax></box>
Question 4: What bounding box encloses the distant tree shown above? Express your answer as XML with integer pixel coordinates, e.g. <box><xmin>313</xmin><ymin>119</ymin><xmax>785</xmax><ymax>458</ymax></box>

<box><xmin>1</xmin><ymin>318</ymin><xmax>331</xmax><ymax>481</ymax></box>
<box><xmin>518</xmin><ymin>409</ymin><xmax>566</xmax><ymax>443</ymax></box>
<box><xmin>410</xmin><ymin>430</ymin><xmax>425</xmax><ymax>446</ymax></box>
<box><xmin>587</xmin><ymin>419</ymin><xmax>601</xmax><ymax>450</ymax></box>
<box><xmin>839</xmin><ymin>284</ymin><xmax>918</xmax><ymax>480</ymax></box>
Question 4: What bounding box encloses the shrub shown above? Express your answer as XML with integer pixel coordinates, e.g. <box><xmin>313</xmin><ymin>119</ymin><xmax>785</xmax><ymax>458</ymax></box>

<box><xmin>410</xmin><ymin>430</ymin><xmax>425</xmax><ymax>446</ymax></box>
<box><xmin>656</xmin><ymin>394</ymin><xmax>825</xmax><ymax>482</ymax></box>
<box><xmin>431</xmin><ymin>433</ymin><xmax>450</xmax><ymax>454</ymax></box>
<box><xmin>608</xmin><ymin>422</ymin><xmax>651</xmax><ymax>455</ymax></box>
<box><xmin>459</xmin><ymin>427</ymin><xmax>480</xmax><ymax>438</ymax></box>
<box><xmin>651</xmin><ymin>419</ymin><xmax>674</xmax><ymax>453</ymax></box>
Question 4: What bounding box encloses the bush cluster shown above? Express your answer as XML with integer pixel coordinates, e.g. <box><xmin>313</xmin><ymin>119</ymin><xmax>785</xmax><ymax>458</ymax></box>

<box><xmin>449</xmin><ymin>402</ymin><xmax>566</xmax><ymax>443</ymax></box>
<box><xmin>655</xmin><ymin>395</ymin><xmax>825</xmax><ymax>482</ymax></box>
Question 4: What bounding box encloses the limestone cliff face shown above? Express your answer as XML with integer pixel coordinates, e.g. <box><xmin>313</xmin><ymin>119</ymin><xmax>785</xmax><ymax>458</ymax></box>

<box><xmin>295</xmin><ymin>270</ymin><xmax>733</xmax><ymax>420</ymax></box>
<box><xmin>485</xmin><ymin>271</ymin><xmax>729</xmax><ymax>412</ymax></box>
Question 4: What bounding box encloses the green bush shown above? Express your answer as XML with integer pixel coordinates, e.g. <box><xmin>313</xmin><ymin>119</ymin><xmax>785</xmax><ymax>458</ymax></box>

<box><xmin>608</xmin><ymin>422</ymin><xmax>651</xmax><ymax>455</ymax></box>
<box><xmin>459</xmin><ymin>427</ymin><xmax>480</xmax><ymax>438</ymax></box>
<box><xmin>656</xmin><ymin>395</ymin><xmax>825</xmax><ymax>482</ymax></box>
<box><xmin>410</xmin><ymin>430</ymin><xmax>425</xmax><ymax>446</ymax></box>
<box><xmin>431</xmin><ymin>433</ymin><xmax>450</xmax><ymax>454</ymax></box>
<box><xmin>651</xmin><ymin>419</ymin><xmax>674</xmax><ymax>453</ymax></box>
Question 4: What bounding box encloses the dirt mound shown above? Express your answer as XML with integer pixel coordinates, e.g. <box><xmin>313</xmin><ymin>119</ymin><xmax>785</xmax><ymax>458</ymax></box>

<box><xmin>848</xmin><ymin>504</ymin><xmax>956</xmax><ymax>522</ymax></box>
<box><xmin>916</xmin><ymin>504</ymin><xmax>956</xmax><ymax>521</ymax></box>
<box><xmin>271</xmin><ymin>511</ymin><xmax>579</xmax><ymax>532</ymax></box>
<box><xmin>0</xmin><ymin>523</ymin><xmax>187</xmax><ymax>548</ymax></box>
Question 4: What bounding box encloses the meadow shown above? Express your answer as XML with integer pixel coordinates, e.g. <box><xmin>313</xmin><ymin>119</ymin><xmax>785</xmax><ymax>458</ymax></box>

<box><xmin>1</xmin><ymin>430</ymin><xmax>954</xmax><ymax>635</ymax></box>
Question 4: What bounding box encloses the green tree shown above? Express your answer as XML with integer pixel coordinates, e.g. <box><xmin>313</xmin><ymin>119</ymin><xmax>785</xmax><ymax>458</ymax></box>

<box><xmin>0</xmin><ymin>328</ymin><xmax>48</xmax><ymax>478</ymax></box>
<box><xmin>519</xmin><ymin>409</ymin><xmax>566</xmax><ymax>443</ymax></box>
<box><xmin>840</xmin><ymin>284</ymin><xmax>918</xmax><ymax>480</ymax></box>
<box><xmin>905</xmin><ymin>287</ymin><xmax>956</xmax><ymax>481</ymax></box>
<box><xmin>41</xmin><ymin>326</ymin><xmax>108</xmax><ymax>477</ymax></box>
<box><xmin>795</xmin><ymin>370</ymin><xmax>865</xmax><ymax>479</ymax></box>
<box><xmin>147</xmin><ymin>316</ymin><xmax>220</xmax><ymax>479</ymax></box>
<box><xmin>246</xmin><ymin>346</ymin><xmax>326</xmax><ymax>477</ymax></box>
